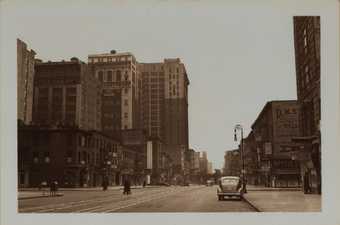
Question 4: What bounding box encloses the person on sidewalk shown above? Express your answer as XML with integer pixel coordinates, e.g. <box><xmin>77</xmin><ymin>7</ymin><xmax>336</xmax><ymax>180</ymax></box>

<box><xmin>123</xmin><ymin>179</ymin><xmax>131</xmax><ymax>195</ymax></box>
<box><xmin>143</xmin><ymin>180</ymin><xmax>146</xmax><ymax>188</ymax></box>
<box><xmin>303</xmin><ymin>172</ymin><xmax>311</xmax><ymax>194</ymax></box>
<box><xmin>102</xmin><ymin>176</ymin><xmax>108</xmax><ymax>191</ymax></box>
<box><xmin>49</xmin><ymin>181</ymin><xmax>56</xmax><ymax>196</ymax></box>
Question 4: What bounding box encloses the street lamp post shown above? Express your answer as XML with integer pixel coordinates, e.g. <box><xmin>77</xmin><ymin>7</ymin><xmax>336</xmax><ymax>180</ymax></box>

<box><xmin>234</xmin><ymin>124</ymin><xmax>246</xmax><ymax>193</ymax></box>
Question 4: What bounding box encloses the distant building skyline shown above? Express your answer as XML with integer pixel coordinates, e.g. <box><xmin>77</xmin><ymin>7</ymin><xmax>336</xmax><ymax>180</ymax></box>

<box><xmin>6</xmin><ymin>1</ymin><xmax>332</xmax><ymax>169</ymax></box>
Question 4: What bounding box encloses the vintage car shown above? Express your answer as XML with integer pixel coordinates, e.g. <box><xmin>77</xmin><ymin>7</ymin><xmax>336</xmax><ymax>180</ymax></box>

<box><xmin>217</xmin><ymin>176</ymin><xmax>243</xmax><ymax>200</ymax></box>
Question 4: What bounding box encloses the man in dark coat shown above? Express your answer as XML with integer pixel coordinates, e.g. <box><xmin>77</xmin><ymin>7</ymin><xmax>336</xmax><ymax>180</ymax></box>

<box><xmin>304</xmin><ymin>172</ymin><xmax>311</xmax><ymax>194</ymax></box>
<box><xmin>123</xmin><ymin>179</ymin><xmax>131</xmax><ymax>195</ymax></box>
<box><xmin>102</xmin><ymin>176</ymin><xmax>108</xmax><ymax>191</ymax></box>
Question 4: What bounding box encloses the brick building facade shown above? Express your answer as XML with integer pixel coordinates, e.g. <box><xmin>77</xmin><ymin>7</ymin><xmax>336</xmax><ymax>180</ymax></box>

<box><xmin>293</xmin><ymin>16</ymin><xmax>321</xmax><ymax>194</ymax></box>
<box><xmin>33</xmin><ymin>58</ymin><xmax>102</xmax><ymax>131</ymax></box>
<box><xmin>17</xmin><ymin>39</ymin><xmax>36</xmax><ymax>125</ymax></box>
<box><xmin>251</xmin><ymin>101</ymin><xmax>301</xmax><ymax>187</ymax></box>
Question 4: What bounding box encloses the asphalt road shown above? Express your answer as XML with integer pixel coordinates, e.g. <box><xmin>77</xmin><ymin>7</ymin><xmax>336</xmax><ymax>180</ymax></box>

<box><xmin>19</xmin><ymin>185</ymin><xmax>255</xmax><ymax>213</ymax></box>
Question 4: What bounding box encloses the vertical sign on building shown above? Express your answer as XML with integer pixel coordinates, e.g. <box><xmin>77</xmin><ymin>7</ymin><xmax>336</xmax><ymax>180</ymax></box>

<box><xmin>147</xmin><ymin>141</ymin><xmax>153</xmax><ymax>169</ymax></box>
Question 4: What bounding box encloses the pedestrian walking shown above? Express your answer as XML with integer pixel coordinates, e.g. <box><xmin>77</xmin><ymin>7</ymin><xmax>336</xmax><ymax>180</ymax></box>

<box><xmin>304</xmin><ymin>172</ymin><xmax>311</xmax><ymax>194</ymax></box>
<box><xmin>123</xmin><ymin>179</ymin><xmax>131</xmax><ymax>195</ymax></box>
<box><xmin>143</xmin><ymin>180</ymin><xmax>146</xmax><ymax>188</ymax></box>
<box><xmin>102</xmin><ymin>176</ymin><xmax>108</xmax><ymax>191</ymax></box>
<box><xmin>49</xmin><ymin>181</ymin><xmax>56</xmax><ymax>196</ymax></box>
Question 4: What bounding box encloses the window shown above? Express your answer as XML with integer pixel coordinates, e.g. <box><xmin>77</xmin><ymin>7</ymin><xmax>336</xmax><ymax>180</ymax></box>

<box><xmin>124</xmin><ymin>99</ymin><xmax>128</xmax><ymax>106</ymax></box>
<box><xmin>305</xmin><ymin>73</ymin><xmax>309</xmax><ymax>84</ymax></box>
<box><xmin>303</xmin><ymin>29</ymin><xmax>308</xmax><ymax>47</ymax></box>
<box><xmin>305</xmin><ymin>65</ymin><xmax>309</xmax><ymax>73</ymax></box>
<box><xmin>98</xmin><ymin>71</ymin><xmax>103</xmax><ymax>82</ymax></box>
<box><xmin>116</xmin><ymin>70</ymin><xmax>121</xmax><ymax>81</ymax></box>
<box><xmin>124</xmin><ymin>71</ymin><xmax>129</xmax><ymax>81</ymax></box>
<box><xmin>107</xmin><ymin>71</ymin><xmax>113</xmax><ymax>82</ymax></box>
<box><xmin>124</xmin><ymin>113</ymin><xmax>128</xmax><ymax>118</ymax></box>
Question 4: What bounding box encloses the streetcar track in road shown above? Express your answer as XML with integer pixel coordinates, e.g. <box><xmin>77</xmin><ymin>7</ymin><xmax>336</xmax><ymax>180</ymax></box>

<box><xmin>19</xmin><ymin>188</ymin><xmax>168</xmax><ymax>213</ymax></box>
<box><xmin>19</xmin><ymin>186</ymin><xmax>198</xmax><ymax>213</ymax></box>
<box><xmin>78</xmin><ymin>186</ymin><xmax>205</xmax><ymax>213</ymax></box>
<box><xmin>107</xmin><ymin>186</ymin><xmax>208</xmax><ymax>212</ymax></box>
<box><xmin>76</xmin><ymin>188</ymin><xmax>181</xmax><ymax>213</ymax></box>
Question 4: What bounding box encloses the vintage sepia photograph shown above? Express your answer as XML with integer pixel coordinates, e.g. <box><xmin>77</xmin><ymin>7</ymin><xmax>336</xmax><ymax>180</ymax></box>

<box><xmin>1</xmin><ymin>0</ymin><xmax>340</xmax><ymax>225</ymax></box>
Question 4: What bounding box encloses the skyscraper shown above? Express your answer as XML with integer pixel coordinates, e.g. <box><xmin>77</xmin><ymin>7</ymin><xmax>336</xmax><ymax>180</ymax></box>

<box><xmin>139</xmin><ymin>58</ymin><xmax>190</xmax><ymax>172</ymax></box>
<box><xmin>17</xmin><ymin>39</ymin><xmax>36</xmax><ymax>125</ymax></box>
<box><xmin>88</xmin><ymin>51</ymin><xmax>140</xmax><ymax>133</ymax></box>
<box><xmin>293</xmin><ymin>16</ymin><xmax>321</xmax><ymax>194</ymax></box>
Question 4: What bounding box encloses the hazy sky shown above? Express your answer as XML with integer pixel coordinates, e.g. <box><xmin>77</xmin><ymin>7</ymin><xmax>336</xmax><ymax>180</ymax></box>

<box><xmin>1</xmin><ymin>0</ymin><xmax>331</xmax><ymax>169</ymax></box>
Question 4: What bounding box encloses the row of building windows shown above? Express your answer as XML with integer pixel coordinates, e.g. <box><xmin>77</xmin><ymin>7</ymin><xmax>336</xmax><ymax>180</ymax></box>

<box><xmin>168</xmin><ymin>67</ymin><xmax>180</xmax><ymax>73</ymax></box>
<box><xmin>89</xmin><ymin>56</ymin><xmax>132</xmax><ymax>63</ymax></box>
<box><xmin>77</xmin><ymin>135</ymin><xmax>119</xmax><ymax>152</ymax></box>
<box><xmin>169</xmin><ymin>73</ymin><xmax>179</xmax><ymax>80</ymax></box>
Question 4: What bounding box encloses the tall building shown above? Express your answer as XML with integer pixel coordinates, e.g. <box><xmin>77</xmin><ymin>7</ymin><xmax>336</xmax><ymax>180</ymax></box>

<box><xmin>251</xmin><ymin>100</ymin><xmax>301</xmax><ymax>187</ymax></box>
<box><xmin>33</xmin><ymin>58</ymin><xmax>102</xmax><ymax>131</ymax></box>
<box><xmin>138</xmin><ymin>63</ymin><xmax>165</xmax><ymax>139</ymax></box>
<box><xmin>17</xmin><ymin>39</ymin><xmax>36</xmax><ymax>124</ymax></box>
<box><xmin>199</xmin><ymin>151</ymin><xmax>208</xmax><ymax>177</ymax></box>
<box><xmin>88</xmin><ymin>51</ymin><xmax>140</xmax><ymax>133</ymax></box>
<box><xmin>207</xmin><ymin>162</ymin><xmax>213</xmax><ymax>175</ymax></box>
<box><xmin>223</xmin><ymin>149</ymin><xmax>240</xmax><ymax>176</ymax></box>
<box><xmin>163</xmin><ymin>58</ymin><xmax>190</xmax><ymax>171</ymax></box>
<box><xmin>293</xmin><ymin>16</ymin><xmax>321</xmax><ymax>194</ymax></box>
<box><xmin>138</xmin><ymin>58</ymin><xmax>190</xmax><ymax>173</ymax></box>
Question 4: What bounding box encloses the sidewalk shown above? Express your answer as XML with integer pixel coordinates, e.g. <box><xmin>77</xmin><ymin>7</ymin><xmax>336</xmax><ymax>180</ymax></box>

<box><xmin>18</xmin><ymin>185</ymin><xmax>160</xmax><ymax>200</ymax></box>
<box><xmin>243</xmin><ymin>189</ymin><xmax>321</xmax><ymax>212</ymax></box>
<box><xmin>246</xmin><ymin>185</ymin><xmax>301</xmax><ymax>192</ymax></box>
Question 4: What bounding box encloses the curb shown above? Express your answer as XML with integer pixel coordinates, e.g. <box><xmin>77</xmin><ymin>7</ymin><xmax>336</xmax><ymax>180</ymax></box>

<box><xmin>242</xmin><ymin>195</ymin><xmax>261</xmax><ymax>212</ymax></box>
<box><xmin>247</xmin><ymin>188</ymin><xmax>301</xmax><ymax>192</ymax></box>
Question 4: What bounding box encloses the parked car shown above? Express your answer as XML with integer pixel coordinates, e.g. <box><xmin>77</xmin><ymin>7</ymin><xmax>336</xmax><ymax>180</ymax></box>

<box><xmin>217</xmin><ymin>176</ymin><xmax>243</xmax><ymax>200</ymax></box>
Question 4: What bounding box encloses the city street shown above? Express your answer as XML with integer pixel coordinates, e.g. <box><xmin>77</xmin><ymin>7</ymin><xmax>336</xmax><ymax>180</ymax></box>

<box><xmin>18</xmin><ymin>185</ymin><xmax>255</xmax><ymax>213</ymax></box>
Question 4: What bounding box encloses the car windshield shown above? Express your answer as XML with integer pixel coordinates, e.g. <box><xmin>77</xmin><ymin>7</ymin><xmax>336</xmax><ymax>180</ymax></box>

<box><xmin>221</xmin><ymin>178</ymin><xmax>239</xmax><ymax>186</ymax></box>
